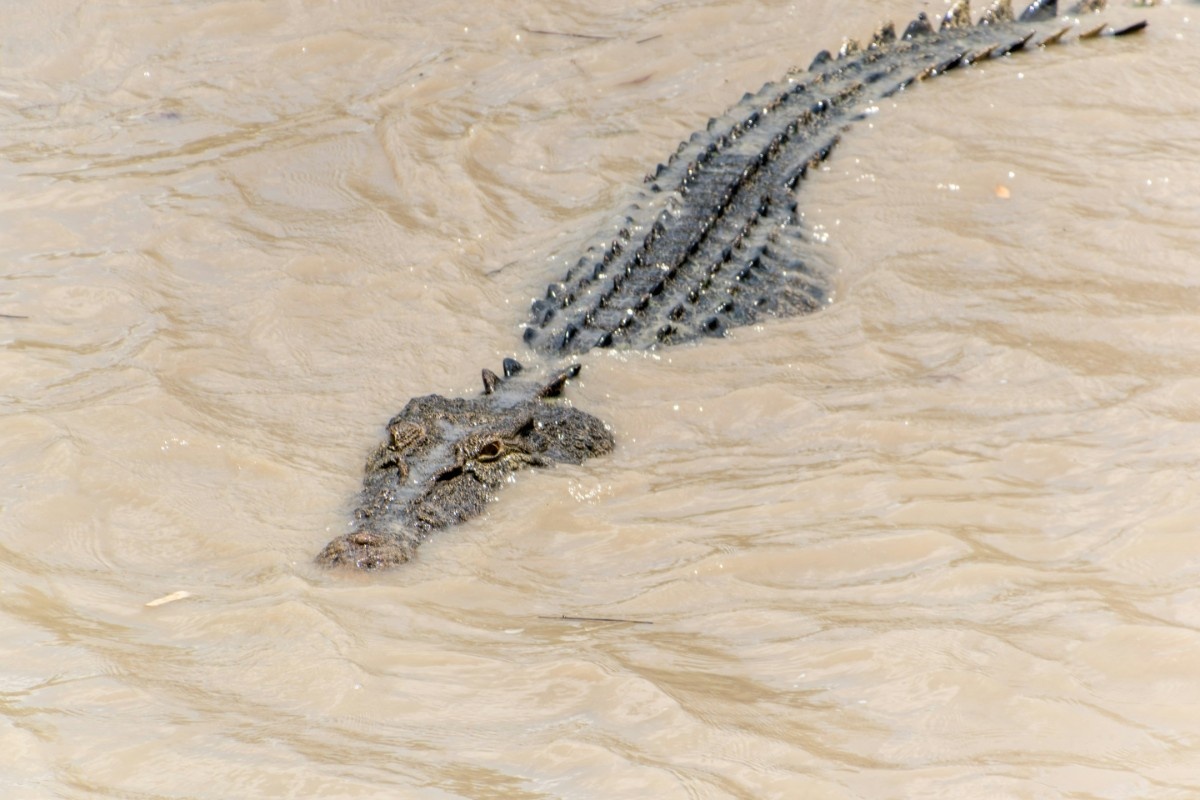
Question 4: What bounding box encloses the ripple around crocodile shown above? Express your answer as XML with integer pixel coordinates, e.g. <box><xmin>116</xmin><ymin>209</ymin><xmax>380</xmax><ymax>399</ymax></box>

<box><xmin>316</xmin><ymin>0</ymin><xmax>1147</xmax><ymax>571</ymax></box>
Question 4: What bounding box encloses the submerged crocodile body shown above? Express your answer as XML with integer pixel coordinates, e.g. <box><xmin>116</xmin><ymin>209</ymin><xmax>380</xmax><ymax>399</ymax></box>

<box><xmin>317</xmin><ymin>0</ymin><xmax>1146</xmax><ymax>570</ymax></box>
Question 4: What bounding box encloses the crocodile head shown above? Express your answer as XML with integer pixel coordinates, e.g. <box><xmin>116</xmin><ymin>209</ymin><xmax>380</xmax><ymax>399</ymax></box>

<box><xmin>317</xmin><ymin>359</ymin><xmax>614</xmax><ymax>571</ymax></box>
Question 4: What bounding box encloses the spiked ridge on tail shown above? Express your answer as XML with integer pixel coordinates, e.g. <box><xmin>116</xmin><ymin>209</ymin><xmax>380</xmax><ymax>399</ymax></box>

<box><xmin>521</xmin><ymin>0</ymin><xmax>1147</xmax><ymax>357</ymax></box>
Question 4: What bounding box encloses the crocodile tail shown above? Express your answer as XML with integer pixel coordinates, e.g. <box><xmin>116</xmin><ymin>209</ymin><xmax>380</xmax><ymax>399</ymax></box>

<box><xmin>522</xmin><ymin>1</ymin><xmax>1146</xmax><ymax>356</ymax></box>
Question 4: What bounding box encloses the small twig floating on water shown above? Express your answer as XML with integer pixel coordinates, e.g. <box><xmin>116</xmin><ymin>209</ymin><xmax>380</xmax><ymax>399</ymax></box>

<box><xmin>519</xmin><ymin>27</ymin><xmax>662</xmax><ymax>46</ymax></box>
<box><xmin>521</xmin><ymin>27</ymin><xmax>613</xmax><ymax>41</ymax></box>
<box><xmin>538</xmin><ymin>614</ymin><xmax>652</xmax><ymax>625</ymax></box>
<box><xmin>145</xmin><ymin>590</ymin><xmax>192</xmax><ymax>607</ymax></box>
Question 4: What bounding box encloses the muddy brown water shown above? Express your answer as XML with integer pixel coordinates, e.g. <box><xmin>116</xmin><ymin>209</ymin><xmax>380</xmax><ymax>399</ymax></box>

<box><xmin>2</xmin><ymin>1</ymin><xmax>1199</xmax><ymax>797</ymax></box>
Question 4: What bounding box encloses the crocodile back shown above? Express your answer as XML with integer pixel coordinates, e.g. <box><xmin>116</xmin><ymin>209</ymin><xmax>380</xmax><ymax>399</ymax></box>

<box><xmin>521</xmin><ymin>0</ymin><xmax>1144</xmax><ymax>356</ymax></box>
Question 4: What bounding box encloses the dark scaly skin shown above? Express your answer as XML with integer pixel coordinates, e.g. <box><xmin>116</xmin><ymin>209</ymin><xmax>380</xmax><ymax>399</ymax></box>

<box><xmin>317</xmin><ymin>363</ymin><xmax>613</xmax><ymax>570</ymax></box>
<box><xmin>523</xmin><ymin>0</ymin><xmax>1146</xmax><ymax>354</ymax></box>
<box><xmin>319</xmin><ymin>0</ymin><xmax>1145</xmax><ymax>570</ymax></box>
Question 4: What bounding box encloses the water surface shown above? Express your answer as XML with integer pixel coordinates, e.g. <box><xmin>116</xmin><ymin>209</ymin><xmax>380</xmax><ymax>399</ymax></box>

<box><xmin>2</xmin><ymin>0</ymin><xmax>1199</xmax><ymax>797</ymax></box>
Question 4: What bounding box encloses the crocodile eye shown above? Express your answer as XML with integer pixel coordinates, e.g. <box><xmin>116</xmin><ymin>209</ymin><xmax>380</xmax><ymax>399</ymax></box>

<box><xmin>476</xmin><ymin>440</ymin><xmax>505</xmax><ymax>462</ymax></box>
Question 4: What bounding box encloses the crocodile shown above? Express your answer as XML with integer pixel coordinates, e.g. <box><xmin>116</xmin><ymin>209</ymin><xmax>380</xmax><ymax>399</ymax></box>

<box><xmin>316</xmin><ymin>0</ymin><xmax>1146</xmax><ymax>570</ymax></box>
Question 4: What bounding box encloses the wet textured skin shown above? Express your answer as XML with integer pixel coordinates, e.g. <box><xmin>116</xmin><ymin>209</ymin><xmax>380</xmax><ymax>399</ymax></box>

<box><xmin>523</xmin><ymin>0</ymin><xmax>1146</xmax><ymax>355</ymax></box>
<box><xmin>319</xmin><ymin>0</ymin><xmax>1145</xmax><ymax>570</ymax></box>
<box><xmin>317</xmin><ymin>362</ymin><xmax>614</xmax><ymax>570</ymax></box>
